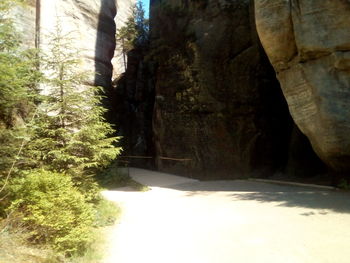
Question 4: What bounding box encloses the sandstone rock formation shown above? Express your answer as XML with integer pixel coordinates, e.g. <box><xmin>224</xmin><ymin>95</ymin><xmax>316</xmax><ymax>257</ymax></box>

<box><xmin>255</xmin><ymin>0</ymin><xmax>350</xmax><ymax>172</ymax></box>
<box><xmin>11</xmin><ymin>1</ymin><xmax>37</xmax><ymax>49</ymax></box>
<box><xmin>13</xmin><ymin>0</ymin><xmax>135</xmax><ymax>88</ymax></box>
<box><xmin>147</xmin><ymin>0</ymin><xmax>293</xmax><ymax>178</ymax></box>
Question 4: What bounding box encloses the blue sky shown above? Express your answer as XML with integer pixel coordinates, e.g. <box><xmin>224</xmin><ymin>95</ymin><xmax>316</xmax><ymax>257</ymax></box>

<box><xmin>140</xmin><ymin>0</ymin><xmax>150</xmax><ymax>18</ymax></box>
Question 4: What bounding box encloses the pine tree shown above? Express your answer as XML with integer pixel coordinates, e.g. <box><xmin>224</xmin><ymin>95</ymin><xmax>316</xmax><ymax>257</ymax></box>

<box><xmin>116</xmin><ymin>1</ymin><xmax>149</xmax><ymax>70</ymax></box>
<box><xmin>24</xmin><ymin>25</ymin><xmax>121</xmax><ymax>178</ymax></box>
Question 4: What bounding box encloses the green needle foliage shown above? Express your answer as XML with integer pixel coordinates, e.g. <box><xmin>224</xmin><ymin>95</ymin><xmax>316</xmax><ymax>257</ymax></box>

<box><xmin>0</xmin><ymin>0</ymin><xmax>39</xmax><ymax>124</ymax></box>
<box><xmin>116</xmin><ymin>1</ymin><xmax>149</xmax><ymax>70</ymax></box>
<box><xmin>23</xmin><ymin>25</ymin><xmax>121</xmax><ymax>180</ymax></box>
<box><xmin>0</xmin><ymin>0</ymin><xmax>41</xmax><ymax>179</ymax></box>
<box><xmin>6</xmin><ymin>170</ymin><xmax>95</xmax><ymax>256</ymax></box>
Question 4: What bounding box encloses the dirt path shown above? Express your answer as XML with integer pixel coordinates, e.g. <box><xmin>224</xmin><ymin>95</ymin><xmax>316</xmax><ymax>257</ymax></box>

<box><xmin>102</xmin><ymin>168</ymin><xmax>350</xmax><ymax>263</ymax></box>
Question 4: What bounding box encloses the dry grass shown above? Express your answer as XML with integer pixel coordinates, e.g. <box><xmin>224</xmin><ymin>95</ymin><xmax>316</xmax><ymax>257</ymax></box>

<box><xmin>0</xmin><ymin>222</ymin><xmax>111</xmax><ymax>263</ymax></box>
<box><xmin>0</xmin><ymin>219</ymin><xmax>62</xmax><ymax>263</ymax></box>
<box><xmin>69</xmin><ymin>227</ymin><xmax>111</xmax><ymax>263</ymax></box>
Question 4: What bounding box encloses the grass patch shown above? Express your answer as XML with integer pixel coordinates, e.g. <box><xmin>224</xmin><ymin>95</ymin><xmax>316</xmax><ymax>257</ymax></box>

<box><xmin>127</xmin><ymin>179</ymin><xmax>150</xmax><ymax>192</ymax></box>
<box><xmin>68</xmin><ymin>229</ymin><xmax>106</xmax><ymax>263</ymax></box>
<box><xmin>0</xmin><ymin>222</ymin><xmax>63</xmax><ymax>263</ymax></box>
<box><xmin>69</xmin><ymin>200</ymin><xmax>121</xmax><ymax>263</ymax></box>
<box><xmin>97</xmin><ymin>161</ymin><xmax>150</xmax><ymax>191</ymax></box>
<box><xmin>338</xmin><ymin>179</ymin><xmax>350</xmax><ymax>190</ymax></box>
<box><xmin>93</xmin><ymin>198</ymin><xmax>121</xmax><ymax>227</ymax></box>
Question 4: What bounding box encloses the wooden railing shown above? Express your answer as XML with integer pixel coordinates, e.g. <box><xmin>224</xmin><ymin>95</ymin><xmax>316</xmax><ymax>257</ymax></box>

<box><xmin>118</xmin><ymin>155</ymin><xmax>193</xmax><ymax>177</ymax></box>
<box><xmin>119</xmin><ymin>155</ymin><xmax>192</xmax><ymax>162</ymax></box>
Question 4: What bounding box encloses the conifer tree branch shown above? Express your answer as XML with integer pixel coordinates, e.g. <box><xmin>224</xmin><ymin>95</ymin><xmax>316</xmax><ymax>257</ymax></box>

<box><xmin>0</xmin><ymin>108</ymin><xmax>38</xmax><ymax>194</ymax></box>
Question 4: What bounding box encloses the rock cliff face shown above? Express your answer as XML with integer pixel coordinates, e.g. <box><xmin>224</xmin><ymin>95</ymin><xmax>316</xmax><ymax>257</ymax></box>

<box><xmin>255</xmin><ymin>0</ymin><xmax>350</xmax><ymax>172</ymax></box>
<box><xmin>11</xmin><ymin>1</ymin><xmax>37</xmax><ymax>49</ymax></box>
<box><xmin>147</xmin><ymin>0</ymin><xmax>293</xmax><ymax>178</ymax></box>
<box><xmin>14</xmin><ymin>0</ymin><xmax>135</xmax><ymax>88</ymax></box>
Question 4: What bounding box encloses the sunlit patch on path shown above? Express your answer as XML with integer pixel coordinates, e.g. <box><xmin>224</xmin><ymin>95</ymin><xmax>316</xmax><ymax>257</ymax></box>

<box><xmin>102</xmin><ymin>168</ymin><xmax>350</xmax><ymax>263</ymax></box>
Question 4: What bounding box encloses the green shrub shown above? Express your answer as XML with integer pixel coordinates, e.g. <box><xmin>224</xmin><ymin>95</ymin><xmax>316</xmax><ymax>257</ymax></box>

<box><xmin>6</xmin><ymin>170</ymin><xmax>94</xmax><ymax>256</ymax></box>
<box><xmin>338</xmin><ymin>178</ymin><xmax>350</xmax><ymax>190</ymax></box>
<box><xmin>97</xmin><ymin>162</ymin><xmax>150</xmax><ymax>191</ymax></box>
<box><xmin>72</xmin><ymin>176</ymin><xmax>103</xmax><ymax>204</ymax></box>
<box><xmin>97</xmin><ymin>161</ymin><xmax>131</xmax><ymax>189</ymax></box>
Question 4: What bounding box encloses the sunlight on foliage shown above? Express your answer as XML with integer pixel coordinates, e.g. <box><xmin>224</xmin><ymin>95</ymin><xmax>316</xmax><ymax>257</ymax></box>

<box><xmin>6</xmin><ymin>170</ymin><xmax>94</xmax><ymax>256</ymax></box>
<box><xmin>0</xmin><ymin>1</ymin><xmax>123</xmax><ymax>261</ymax></box>
<box><xmin>22</xmin><ymin>24</ymin><xmax>121</xmax><ymax>180</ymax></box>
<box><xmin>116</xmin><ymin>1</ymin><xmax>149</xmax><ymax>70</ymax></box>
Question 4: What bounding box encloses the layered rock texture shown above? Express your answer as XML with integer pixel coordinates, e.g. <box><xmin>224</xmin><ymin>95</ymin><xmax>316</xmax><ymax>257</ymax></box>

<box><xmin>145</xmin><ymin>0</ymin><xmax>293</xmax><ymax>178</ymax></box>
<box><xmin>255</xmin><ymin>0</ymin><xmax>350</xmax><ymax>172</ymax></box>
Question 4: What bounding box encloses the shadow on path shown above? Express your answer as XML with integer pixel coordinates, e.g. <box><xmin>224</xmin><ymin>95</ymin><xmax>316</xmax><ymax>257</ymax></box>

<box><xmin>128</xmin><ymin>168</ymin><xmax>350</xmax><ymax>214</ymax></box>
<box><xmin>171</xmin><ymin>180</ymin><xmax>350</xmax><ymax>214</ymax></box>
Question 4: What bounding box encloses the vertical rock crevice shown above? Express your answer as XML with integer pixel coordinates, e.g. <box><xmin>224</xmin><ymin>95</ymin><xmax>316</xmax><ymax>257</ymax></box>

<box><xmin>107</xmin><ymin>47</ymin><xmax>156</xmax><ymax>169</ymax></box>
<box><xmin>94</xmin><ymin>0</ymin><xmax>117</xmax><ymax>88</ymax></box>
<box><xmin>35</xmin><ymin>0</ymin><xmax>40</xmax><ymax>48</ymax></box>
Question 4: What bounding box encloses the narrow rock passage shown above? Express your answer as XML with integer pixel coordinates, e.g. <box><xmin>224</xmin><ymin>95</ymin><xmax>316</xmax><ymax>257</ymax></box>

<box><xmin>102</xmin><ymin>168</ymin><xmax>350</xmax><ymax>263</ymax></box>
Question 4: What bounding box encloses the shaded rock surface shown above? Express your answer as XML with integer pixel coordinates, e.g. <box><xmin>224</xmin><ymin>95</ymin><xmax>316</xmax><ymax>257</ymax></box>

<box><xmin>107</xmin><ymin>47</ymin><xmax>156</xmax><ymax>168</ymax></box>
<box><xmin>113</xmin><ymin>0</ymin><xmax>328</xmax><ymax>180</ymax></box>
<box><xmin>255</xmin><ymin>0</ymin><xmax>350</xmax><ymax>172</ymax></box>
<box><xmin>147</xmin><ymin>0</ymin><xmax>292</xmax><ymax>178</ymax></box>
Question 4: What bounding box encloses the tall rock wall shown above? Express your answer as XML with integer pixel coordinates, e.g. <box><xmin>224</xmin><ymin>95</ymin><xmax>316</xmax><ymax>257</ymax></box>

<box><xmin>11</xmin><ymin>1</ymin><xmax>37</xmax><ymax>49</ymax></box>
<box><xmin>255</xmin><ymin>0</ymin><xmax>350</xmax><ymax>172</ymax></box>
<box><xmin>148</xmin><ymin>0</ymin><xmax>293</xmax><ymax>178</ymax></box>
<box><xmin>13</xmin><ymin>0</ymin><xmax>135</xmax><ymax>88</ymax></box>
